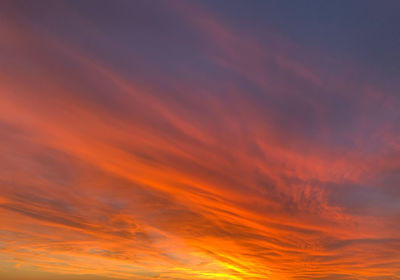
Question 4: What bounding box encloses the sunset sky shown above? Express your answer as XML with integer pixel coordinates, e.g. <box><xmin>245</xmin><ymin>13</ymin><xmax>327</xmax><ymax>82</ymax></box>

<box><xmin>1</xmin><ymin>1</ymin><xmax>400</xmax><ymax>279</ymax></box>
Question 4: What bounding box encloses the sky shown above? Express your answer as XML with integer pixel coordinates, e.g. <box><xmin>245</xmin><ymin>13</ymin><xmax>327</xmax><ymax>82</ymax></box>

<box><xmin>0</xmin><ymin>0</ymin><xmax>400</xmax><ymax>279</ymax></box>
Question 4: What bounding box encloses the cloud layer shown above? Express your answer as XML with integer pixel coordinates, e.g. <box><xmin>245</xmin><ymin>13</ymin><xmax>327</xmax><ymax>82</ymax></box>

<box><xmin>0</xmin><ymin>1</ymin><xmax>399</xmax><ymax>279</ymax></box>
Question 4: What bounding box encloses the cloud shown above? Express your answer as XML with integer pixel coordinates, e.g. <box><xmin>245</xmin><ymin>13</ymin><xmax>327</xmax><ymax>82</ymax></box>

<box><xmin>0</xmin><ymin>1</ymin><xmax>399</xmax><ymax>279</ymax></box>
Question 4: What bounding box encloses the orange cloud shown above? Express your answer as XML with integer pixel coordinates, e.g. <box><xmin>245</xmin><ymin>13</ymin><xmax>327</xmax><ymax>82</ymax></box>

<box><xmin>0</xmin><ymin>1</ymin><xmax>399</xmax><ymax>280</ymax></box>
